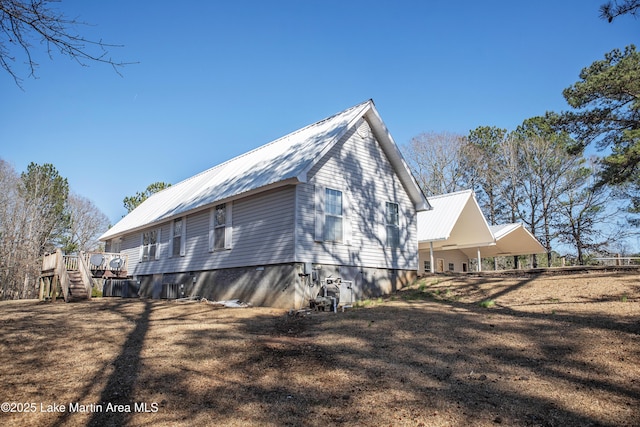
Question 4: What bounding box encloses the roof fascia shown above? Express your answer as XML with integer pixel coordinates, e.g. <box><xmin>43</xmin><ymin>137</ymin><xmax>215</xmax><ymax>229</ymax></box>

<box><xmin>364</xmin><ymin>105</ymin><xmax>430</xmax><ymax>212</ymax></box>
<box><xmin>441</xmin><ymin>241</ymin><xmax>497</xmax><ymax>250</ymax></box>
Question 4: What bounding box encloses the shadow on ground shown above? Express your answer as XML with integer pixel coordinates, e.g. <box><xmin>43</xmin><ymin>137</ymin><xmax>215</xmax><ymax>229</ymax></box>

<box><xmin>0</xmin><ymin>272</ymin><xmax>638</xmax><ymax>426</ymax></box>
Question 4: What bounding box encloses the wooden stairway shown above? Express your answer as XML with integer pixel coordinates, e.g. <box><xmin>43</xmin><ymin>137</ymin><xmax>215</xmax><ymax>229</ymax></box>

<box><xmin>39</xmin><ymin>249</ymin><xmax>93</xmax><ymax>302</ymax></box>
<box><xmin>67</xmin><ymin>271</ymin><xmax>89</xmax><ymax>302</ymax></box>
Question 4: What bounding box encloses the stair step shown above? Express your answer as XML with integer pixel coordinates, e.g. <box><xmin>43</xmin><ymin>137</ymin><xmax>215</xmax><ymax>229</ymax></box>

<box><xmin>67</xmin><ymin>271</ymin><xmax>90</xmax><ymax>301</ymax></box>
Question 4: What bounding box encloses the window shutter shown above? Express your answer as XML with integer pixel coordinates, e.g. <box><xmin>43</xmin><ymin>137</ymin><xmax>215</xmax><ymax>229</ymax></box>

<box><xmin>139</xmin><ymin>233</ymin><xmax>144</xmax><ymax>261</ymax></box>
<box><xmin>168</xmin><ymin>221</ymin><xmax>175</xmax><ymax>257</ymax></box>
<box><xmin>180</xmin><ymin>216</ymin><xmax>186</xmax><ymax>256</ymax></box>
<box><xmin>208</xmin><ymin>208</ymin><xmax>215</xmax><ymax>252</ymax></box>
<box><xmin>398</xmin><ymin>205</ymin><xmax>405</xmax><ymax>246</ymax></box>
<box><xmin>343</xmin><ymin>191</ymin><xmax>352</xmax><ymax>245</ymax></box>
<box><xmin>224</xmin><ymin>203</ymin><xmax>233</xmax><ymax>250</ymax></box>
<box><xmin>379</xmin><ymin>203</ymin><xmax>387</xmax><ymax>246</ymax></box>
<box><xmin>155</xmin><ymin>228</ymin><xmax>161</xmax><ymax>260</ymax></box>
<box><xmin>314</xmin><ymin>185</ymin><xmax>325</xmax><ymax>242</ymax></box>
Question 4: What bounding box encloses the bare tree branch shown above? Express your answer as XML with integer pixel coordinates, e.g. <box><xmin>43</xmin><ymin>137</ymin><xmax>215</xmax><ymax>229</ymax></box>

<box><xmin>0</xmin><ymin>0</ymin><xmax>134</xmax><ymax>88</ymax></box>
<box><xmin>600</xmin><ymin>0</ymin><xmax>640</xmax><ymax>22</ymax></box>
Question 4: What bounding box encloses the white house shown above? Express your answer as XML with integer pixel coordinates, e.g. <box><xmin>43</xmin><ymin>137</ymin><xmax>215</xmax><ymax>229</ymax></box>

<box><xmin>417</xmin><ymin>190</ymin><xmax>545</xmax><ymax>273</ymax></box>
<box><xmin>100</xmin><ymin>100</ymin><xmax>430</xmax><ymax>309</ymax></box>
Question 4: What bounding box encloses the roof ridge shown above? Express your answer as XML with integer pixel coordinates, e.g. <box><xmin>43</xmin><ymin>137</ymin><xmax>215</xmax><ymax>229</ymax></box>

<box><xmin>163</xmin><ymin>100</ymin><xmax>373</xmax><ymax>188</ymax></box>
<box><xmin>427</xmin><ymin>188</ymin><xmax>473</xmax><ymax>200</ymax></box>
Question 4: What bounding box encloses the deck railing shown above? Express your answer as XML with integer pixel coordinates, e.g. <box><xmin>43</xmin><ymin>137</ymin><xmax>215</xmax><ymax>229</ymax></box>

<box><xmin>54</xmin><ymin>249</ymin><xmax>70</xmax><ymax>302</ymax></box>
<box><xmin>75</xmin><ymin>253</ymin><xmax>94</xmax><ymax>300</ymax></box>
<box><xmin>41</xmin><ymin>250</ymin><xmax>60</xmax><ymax>272</ymax></box>
<box><xmin>82</xmin><ymin>251</ymin><xmax>128</xmax><ymax>273</ymax></box>
<box><xmin>42</xmin><ymin>251</ymin><xmax>128</xmax><ymax>274</ymax></box>
<box><xmin>40</xmin><ymin>250</ymin><xmax>128</xmax><ymax>301</ymax></box>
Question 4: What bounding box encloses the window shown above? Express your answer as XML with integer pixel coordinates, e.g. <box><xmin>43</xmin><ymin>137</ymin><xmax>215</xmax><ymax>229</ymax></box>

<box><xmin>141</xmin><ymin>230</ymin><xmax>158</xmax><ymax>262</ymax></box>
<box><xmin>324</xmin><ymin>188</ymin><xmax>343</xmax><ymax>242</ymax></box>
<box><xmin>315</xmin><ymin>186</ymin><xmax>350</xmax><ymax>244</ymax></box>
<box><xmin>209</xmin><ymin>203</ymin><xmax>233</xmax><ymax>252</ymax></box>
<box><xmin>448</xmin><ymin>263</ymin><xmax>455</xmax><ymax>272</ymax></box>
<box><xmin>385</xmin><ymin>202</ymin><xmax>399</xmax><ymax>246</ymax></box>
<box><xmin>214</xmin><ymin>204</ymin><xmax>226</xmax><ymax>250</ymax></box>
<box><xmin>171</xmin><ymin>218</ymin><xmax>184</xmax><ymax>257</ymax></box>
<box><xmin>424</xmin><ymin>261</ymin><xmax>431</xmax><ymax>272</ymax></box>
<box><xmin>108</xmin><ymin>238</ymin><xmax>121</xmax><ymax>253</ymax></box>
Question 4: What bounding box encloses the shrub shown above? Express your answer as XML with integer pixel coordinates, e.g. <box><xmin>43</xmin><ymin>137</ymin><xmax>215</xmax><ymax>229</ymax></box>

<box><xmin>479</xmin><ymin>299</ymin><xmax>496</xmax><ymax>308</ymax></box>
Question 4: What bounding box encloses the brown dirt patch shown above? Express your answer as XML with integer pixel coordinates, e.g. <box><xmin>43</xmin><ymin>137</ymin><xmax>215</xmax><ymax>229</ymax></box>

<box><xmin>0</xmin><ymin>270</ymin><xmax>639</xmax><ymax>426</ymax></box>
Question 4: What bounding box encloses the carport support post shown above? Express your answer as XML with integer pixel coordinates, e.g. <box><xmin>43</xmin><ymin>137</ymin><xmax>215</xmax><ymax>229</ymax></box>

<box><xmin>477</xmin><ymin>248</ymin><xmax>482</xmax><ymax>272</ymax></box>
<box><xmin>430</xmin><ymin>242</ymin><xmax>435</xmax><ymax>273</ymax></box>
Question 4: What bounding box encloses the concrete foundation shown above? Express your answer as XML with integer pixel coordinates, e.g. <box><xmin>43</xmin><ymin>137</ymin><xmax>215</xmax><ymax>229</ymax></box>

<box><xmin>135</xmin><ymin>263</ymin><xmax>416</xmax><ymax>309</ymax></box>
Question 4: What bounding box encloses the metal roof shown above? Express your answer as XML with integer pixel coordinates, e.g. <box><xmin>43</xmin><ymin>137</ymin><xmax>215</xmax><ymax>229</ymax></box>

<box><xmin>101</xmin><ymin>100</ymin><xmax>428</xmax><ymax>241</ymax></box>
<box><xmin>417</xmin><ymin>190</ymin><xmax>545</xmax><ymax>258</ymax></box>
<box><xmin>417</xmin><ymin>189</ymin><xmax>494</xmax><ymax>248</ymax></box>
<box><xmin>481</xmin><ymin>223</ymin><xmax>546</xmax><ymax>257</ymax></box>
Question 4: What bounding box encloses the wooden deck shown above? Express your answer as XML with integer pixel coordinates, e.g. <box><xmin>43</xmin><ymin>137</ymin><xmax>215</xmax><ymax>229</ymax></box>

<box><xmin>39</xmin><ymin>250</ymin><xmax>128</xmax><ymax>302</ymax></box>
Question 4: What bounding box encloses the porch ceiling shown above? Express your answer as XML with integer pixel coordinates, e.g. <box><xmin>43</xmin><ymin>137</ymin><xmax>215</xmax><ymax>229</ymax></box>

<box><xmin>455</xmin><ymin>223</ymin><xmax>546</xmax><ymax>258</ymax></box>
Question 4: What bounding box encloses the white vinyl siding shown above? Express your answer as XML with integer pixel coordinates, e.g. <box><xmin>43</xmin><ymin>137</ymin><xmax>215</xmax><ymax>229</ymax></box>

<box><xmin>298</xmin><ymin>118</ymin><xmax>417</xmax><ymax>270</ymax></box>
<box><xmin>125</xmin><ymin>186</ymin><xmax>296</xmax><ymax>276</ymax></box>
<box><xmin>120</xmin><ymin>234</ymin><xmax>142</xmax><ymax>265</ymax></box>
<box><xmin>418</xmin><ymin>249</ymin><xmax>468</xmax><ymax>274</ymax></box>
<box><xmin>120</xmin><ymin>116</ymin><xmax>418</xmax><ymax>276</ymax></box>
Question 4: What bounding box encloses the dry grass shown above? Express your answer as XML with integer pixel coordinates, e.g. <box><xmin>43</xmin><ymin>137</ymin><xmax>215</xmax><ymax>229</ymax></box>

<box><xmin>1</xmin><ymin>270</ymin><xmax>639</xmax><ymax>426</ymax></box>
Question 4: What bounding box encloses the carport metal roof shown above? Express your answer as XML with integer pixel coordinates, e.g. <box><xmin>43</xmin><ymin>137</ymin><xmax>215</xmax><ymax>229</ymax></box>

<box><xmin>417</xmin><ymin>190</ymin><xmax>545</xmax><ymax>258</ymax></box>
<box><xmin>417</xmin><ymin>190</ymin><xmax>494</xmax><ymax>250</ymax></box>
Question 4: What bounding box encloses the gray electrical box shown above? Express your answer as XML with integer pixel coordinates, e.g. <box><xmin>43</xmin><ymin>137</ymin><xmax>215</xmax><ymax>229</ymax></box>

<box><xmin>304</xmin><ymin>262</ymin><xmax>313</xmax><ymax>275</ymax></box>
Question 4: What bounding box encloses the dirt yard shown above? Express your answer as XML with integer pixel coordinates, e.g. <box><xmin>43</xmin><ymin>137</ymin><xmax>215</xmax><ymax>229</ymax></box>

<box><xmin>0</xmin><ymin>269</ymin><xmax>638</xmax><ymax>427</ymax></box>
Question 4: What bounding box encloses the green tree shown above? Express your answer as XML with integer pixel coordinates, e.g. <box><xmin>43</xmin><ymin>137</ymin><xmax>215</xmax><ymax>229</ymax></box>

<box><xmin>600</xmin><ymin>0</ymin><xmax>640</xmax><ymax>22</ymax></box>
<box><xmin>554</xmin><ymin>45</ymin><xmax>640</xmax><ymax>187</ymax></box>
<box><xmin>466</xmin><ymin>126</ymin><xmax>508</xmax><ymax>225</ymax></box>
<box><xmin>123</xmin><ymin>181</ymin><xmax>172</xmax><ymax>213</ymax></box>
<box><xmin>511</xmin><ymin>117</ymin><xmax>582</xmax><ymax>268</ymax></box>
<box><xmin>19</xmin><ymin>162</ymin><xmax>70</xmax><ymax>254</ymax></box>
<box><xmin>11</xmin><ymin>162</ymin><xmax>69</xmax><ymax>298</ymax></box>
<box><xmin>555</xmin><ymin>160</ymin><xmax>620</xmax><ymax>265</ymax></box>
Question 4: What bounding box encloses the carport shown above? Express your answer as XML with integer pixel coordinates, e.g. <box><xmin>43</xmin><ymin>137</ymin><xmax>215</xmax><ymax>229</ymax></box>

<box><xmin>417</xmin><ymin>190</ymin><xmax>545</xmax><ymax>273</ymax></box>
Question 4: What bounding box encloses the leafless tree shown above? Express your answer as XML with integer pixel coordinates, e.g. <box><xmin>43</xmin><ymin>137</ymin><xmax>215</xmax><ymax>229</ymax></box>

<box><xmin>0</xmin><ymin>160</ymin><xmax>23</xmax><ymax>299</ymax></box>
<box><xmin>515</xmin><ymin>135</ymin><xmax>584</xmax><ymax>267</ymax></box>
<box><xmin>65</xmin><ymin>192</ymin><xmax>110</xmax><ymax>252</ymax></box>
<box><xmin>403</xmin><ymin>131</ymin><xmax>472</xmax><ymax>196</ymax></box>
<box><xmin>0</xmin><ymin>0</ymin><xmax>131</xmax><ymax>88</ymax></box>
<box><xmin>0</xmin><ymin>160</ymin><xmax>71</xmax><ymax>299</ymax></box>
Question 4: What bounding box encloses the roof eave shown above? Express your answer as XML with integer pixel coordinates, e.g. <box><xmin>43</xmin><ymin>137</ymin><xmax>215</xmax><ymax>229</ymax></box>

<box><xmin>99</xmin><ymin>177</ymin><xmax>302</xmax><ymax>242</ymax></box>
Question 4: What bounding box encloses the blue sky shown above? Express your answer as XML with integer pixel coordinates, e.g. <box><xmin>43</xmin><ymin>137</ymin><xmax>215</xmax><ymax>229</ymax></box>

<box><xmin>0</xmin><ymin>0</ymin><xmax>637</xmax><ymax>224</ymax></box>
